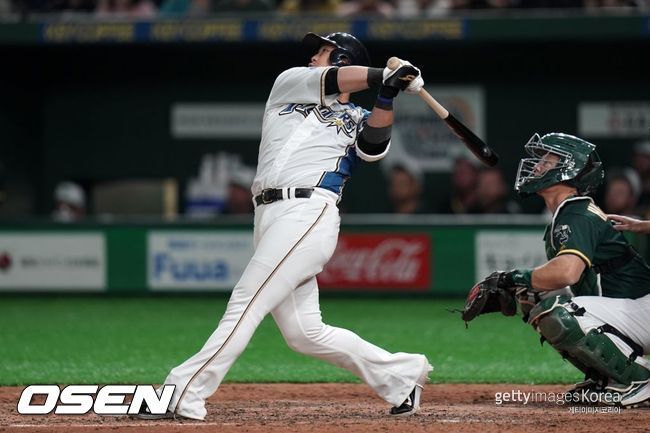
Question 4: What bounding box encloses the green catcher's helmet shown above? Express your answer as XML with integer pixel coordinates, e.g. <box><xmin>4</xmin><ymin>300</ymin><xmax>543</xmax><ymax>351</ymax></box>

<box><xmin>515</xmin><ymin>133</ymin><xmax>604</xmax><ymax>196</ymax></box>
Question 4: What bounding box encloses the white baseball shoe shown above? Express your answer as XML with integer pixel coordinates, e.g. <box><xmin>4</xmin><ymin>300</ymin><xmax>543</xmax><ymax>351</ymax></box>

<box><xmin>616</xmin><ymin>380</ymin><xmax>650</xmax><ymax>408</ymax></box>
<box><xmin>570</xmin><ymin>379</ymin><xmax>650</xmax><ymax>408</ymax></box>
<box><xmin>389</xmin><ymin>362</ymin><xmax>433</xmax><ymax>416</ymax></box>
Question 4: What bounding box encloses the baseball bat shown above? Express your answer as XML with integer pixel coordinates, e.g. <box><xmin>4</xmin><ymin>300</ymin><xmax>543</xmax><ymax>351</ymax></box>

<box><xmin>387</xmin><ymin>57</ymin><xmax>499</xmax><ymax>167</ymax></box>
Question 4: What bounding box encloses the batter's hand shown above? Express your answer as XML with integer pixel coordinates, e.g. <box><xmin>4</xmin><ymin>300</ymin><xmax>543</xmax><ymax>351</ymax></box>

<box><xmin>405</xmin><ymin>75</ymin><xmax>424</xmax><ymax>94</ymax></box>
<box><xmin>608</xmin><ymin>214</ymin><xmax>650</xmax><ymax>233</ymax></box>
<box><xmin>382</xmin><ymin>58</ymin><xmax>421</xmax><ymax>92</ymax></box>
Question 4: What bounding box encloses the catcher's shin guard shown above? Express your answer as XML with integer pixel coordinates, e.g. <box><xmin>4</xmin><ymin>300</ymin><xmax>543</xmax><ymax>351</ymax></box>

<box><xmin>529</xmin><ymin>296</ymin><xmax>650</xmax><ymax>387</ymax></box>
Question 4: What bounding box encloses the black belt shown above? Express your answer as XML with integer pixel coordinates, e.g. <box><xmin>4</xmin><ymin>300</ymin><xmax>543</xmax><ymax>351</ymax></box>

<box><xmin>254</xmin><ymin>188</ymin><xmax>314</xmax><ymax>206</ymax></box>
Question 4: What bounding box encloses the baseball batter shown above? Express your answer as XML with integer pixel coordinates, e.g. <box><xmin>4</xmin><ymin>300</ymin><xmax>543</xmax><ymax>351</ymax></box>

<box><xmin>468</xmin><ymin>133</ymin><xmax>650</xmax><ymax>407</ymax></box>
<box><xmin>138</xmin><ymin>32</ymin><xmax>432</xmax><ymax>420</ymax></box>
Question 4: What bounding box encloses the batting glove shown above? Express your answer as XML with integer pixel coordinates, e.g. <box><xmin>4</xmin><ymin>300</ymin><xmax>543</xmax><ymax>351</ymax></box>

<box><xmin>405</xmin><ymin>75</ymin><xmax>424</xmax><ymax>94</ymax></box>
<box><xmin>382</xmin><ymin>58</ymin><xmax>421</xmax><ymax>93</ymax></box>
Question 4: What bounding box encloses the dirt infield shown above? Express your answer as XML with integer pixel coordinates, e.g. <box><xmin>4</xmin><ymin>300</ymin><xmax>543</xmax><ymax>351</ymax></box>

<box><xmin>2</xmin><ymin>384</ymin><xmax>648</xmax><ymax>433</ymax></box>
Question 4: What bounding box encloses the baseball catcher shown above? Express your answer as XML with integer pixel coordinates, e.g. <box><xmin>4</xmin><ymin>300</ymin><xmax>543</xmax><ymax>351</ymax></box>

<box><xmin>464</xmin><ymin>133</ymin><xmax>650</xmax><ymax>408</ymax></box>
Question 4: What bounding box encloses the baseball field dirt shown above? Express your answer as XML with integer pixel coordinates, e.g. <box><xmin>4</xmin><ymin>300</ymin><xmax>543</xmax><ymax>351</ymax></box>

<box><xmin>2</xmin><ymin>383</ymin><xmax>648</xmax><ymax>433</ymax></box>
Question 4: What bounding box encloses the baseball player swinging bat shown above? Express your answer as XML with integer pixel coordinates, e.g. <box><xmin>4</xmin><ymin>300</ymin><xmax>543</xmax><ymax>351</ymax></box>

<box><xmin>387</xmin><ymin>57</ymin><xmax>499</xmax><ymax>167</ymax></box>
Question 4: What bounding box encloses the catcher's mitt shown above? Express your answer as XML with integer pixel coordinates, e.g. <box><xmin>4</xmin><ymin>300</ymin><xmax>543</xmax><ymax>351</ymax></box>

<box><xmin>462</xmin><ymin>272</ymin><xmax>517</xmax><ymax>322</ymax></box>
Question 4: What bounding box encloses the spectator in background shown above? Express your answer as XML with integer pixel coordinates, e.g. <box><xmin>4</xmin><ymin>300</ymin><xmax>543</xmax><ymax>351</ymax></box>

<box><xmin>602</xmin><ymin>167</ymin><xmax>642</xmax><ymax>217</ymax></box>
<box><xmin>337</xmin><ymin>0</ymin><xmax>395</xmax><ymax>16</ymax></box>
<box><xmin>278</xmin><ymin>0</ymin><xmax>340</xmax><ymax>13</ymax></box>
<box><xmin>516</xmin><ymin>0</ymin><xmax>583</xmax><ymax>8</ymax></box>
<box><xmin>11</xmin><ymin>0</ymin><xmax>95</xmax><ymax>13</ymax></box>
<box><xmin>185</xmin><ymin>152</ymin><xmax>256</xmax><ymax>217</ymax></box>
<box><xmin>159</xmin><ymin>0</ymin><xmax>216</xmax><ymax>15</ymax></box>
<box><xmin>583</xmin><ymin>0</ymin><xmax>639</xmax><ymax>10</ymax></box>
<box><xmin>52</xmin><ymin>181</ymin><xmax>86</xmax><ymax>222</ymax></box>
<box><xmin>632</xmin><ymin>140</ymin><xmax>650</xmax><ymax>213</ymax></box>
<box><xmin>437</xmin><ymin>155</ymin><xmax>479</xmax><ymax>213</ymax></box>
<box><xmin>95</xmin><ymin>0</ymin><xmax>158</xmax><ymax>18</ymax></box>
<box><xmin>61</xmin><ymin>0</ymin><xmax>95</xmax><ymax>12</ymax></box>
<box><xmin>386</xmin><ymin>163</ymin><xmax>425</xmax><ymax>214</ymax></box>
<box><xmin>469</xmin><ymin>166</ymin><xmax>521</xmax><ymax>214</ymax></box>
<box><xmin>396</xmin><ymin>0</ymin><xmax>522</xmax><ymax>17</ymax></box>
<box><xmin>213</xmin><ymin>0</ymin><xmax>272</xmax><ymax>12</ymax></box>
<box><xmin>446</xmin><ymin>0</ymin><xmax>509</xmax><ymax>8</ymax></box>
<box><xmin>225</xmin><ymin>165</ymin><xmax>255</xmax><ymax>215</ymax></box>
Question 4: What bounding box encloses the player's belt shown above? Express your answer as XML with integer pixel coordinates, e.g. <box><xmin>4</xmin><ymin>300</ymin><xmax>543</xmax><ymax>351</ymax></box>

<box><xmin>254</xmin><ymin>188</ymin><xmax>314</xmax><ymax>206</ymax></box>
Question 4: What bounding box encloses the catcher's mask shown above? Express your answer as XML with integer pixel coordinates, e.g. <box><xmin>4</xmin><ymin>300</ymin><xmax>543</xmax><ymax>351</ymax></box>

<box><xmin>302</xmin><ymin>32</ymin><xmax>371</xmax><ymax>67</ymax></box>
<box><xmin>515</xmin><ymin>132</ymin><xmax>604</xmax><ymax>197</ymax></box>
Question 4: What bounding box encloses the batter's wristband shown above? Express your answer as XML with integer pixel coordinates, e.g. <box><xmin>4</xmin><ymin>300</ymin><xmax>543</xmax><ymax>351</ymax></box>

<box><xmin>367</xmin><ymin>68</ymin><xmax>384</xmax><ymax>87</ymax></box>
<box><xmin>379</xmin><ymin>84</ymin><xmax>399</xmax><ymax>99</ymax></box>
<box><xmin>376</xmin><ymin>85</ymin><xmax>398</xmax><ymax>110</ymax></box>
<box><xmin>375</xmin><ymin>95</ymin><xmax>393</xmax><ymax>111</ymax></box>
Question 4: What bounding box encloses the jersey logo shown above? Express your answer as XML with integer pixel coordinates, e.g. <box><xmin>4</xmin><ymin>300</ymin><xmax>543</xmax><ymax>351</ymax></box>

<box><xmin>280</xmin><ymin>104</ymin><xmax>359</xmax><ymax>138</ymax></box>
<box><xmin>314</xmin><ymin>107</ymin><xmax>358</xmax><ymax>138</ymax></box>
<box><xmin>279</xmin><ymin>103</ymin><xmax>317</xmax><ymax>118</ymax></box>
<box><xmin>554</xmin><ymin>224</ymin><xmax>572</xmax><ymax>246</ymax></box>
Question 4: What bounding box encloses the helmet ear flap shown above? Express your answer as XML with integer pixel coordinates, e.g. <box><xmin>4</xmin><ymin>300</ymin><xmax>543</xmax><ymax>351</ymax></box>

<box><xmin>329</xmin><ymin>48</ymin><xmax>351</xmax><ymax>67</ymax></box>
<box><xmin>570</xmin><ymin>155</ymin><xmax>604</xmax><ymax>195</ymax></box>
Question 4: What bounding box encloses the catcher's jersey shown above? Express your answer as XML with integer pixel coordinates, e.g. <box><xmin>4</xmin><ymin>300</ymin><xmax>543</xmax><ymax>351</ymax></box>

<box><xmin>543</xmin><ymin>196</ymin><xmax>650</xmax><ymax>299</ymax></box>
<box><xmin>252</xmin><ymin>66</ymin><xmax>387</xmax><ymax>198</ymax></box>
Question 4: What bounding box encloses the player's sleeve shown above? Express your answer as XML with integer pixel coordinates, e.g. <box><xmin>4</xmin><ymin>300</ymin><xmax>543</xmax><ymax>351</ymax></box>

<box><xmin>355</xmin><ymin>110</ymin><xmax>391</xmax><ymax>162</ymax></box>
<box><xmin>552</xmin><ymin>211</ymin><xmax>602</xmax><ymax>268</ymax></box>
<box><xmin>267</xmin><ymin>67</ymin><xmax>339</xmax><ymax>108</ymax></box>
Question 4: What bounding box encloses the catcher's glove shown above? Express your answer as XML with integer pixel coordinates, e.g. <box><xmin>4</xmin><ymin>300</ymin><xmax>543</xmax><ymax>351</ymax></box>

<box><xmin>461</xmin><ymin>271</ymin><xmax>518</xmax><ymax>322</ymax></box>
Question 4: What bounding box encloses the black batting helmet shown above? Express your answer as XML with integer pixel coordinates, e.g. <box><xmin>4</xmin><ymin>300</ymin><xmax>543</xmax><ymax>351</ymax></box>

<box><xmin>302</xmin><ymin>32</ymin><xmax>371</xmax><ymax>67</ymax></box>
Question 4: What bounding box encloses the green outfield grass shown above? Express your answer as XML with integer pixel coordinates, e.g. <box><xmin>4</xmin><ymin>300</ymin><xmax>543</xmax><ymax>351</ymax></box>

<box><xmin>0</xmin><ymin>295</ymin><xmax>582</xmax><ymax>385</ymax></box>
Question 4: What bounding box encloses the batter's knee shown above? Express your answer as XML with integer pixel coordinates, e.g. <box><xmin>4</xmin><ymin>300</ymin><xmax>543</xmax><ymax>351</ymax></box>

<box><xmin>280</xmin><ymin>323</ymin><xmax>327</xmax><ymax>354</ymax></box>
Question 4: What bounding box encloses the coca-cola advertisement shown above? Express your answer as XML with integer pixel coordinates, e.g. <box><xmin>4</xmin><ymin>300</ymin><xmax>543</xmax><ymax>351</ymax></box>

<box><xmin>318</xmin><ymin>234</ymin><xmax>431</xmax><ymax>291</ymax></box>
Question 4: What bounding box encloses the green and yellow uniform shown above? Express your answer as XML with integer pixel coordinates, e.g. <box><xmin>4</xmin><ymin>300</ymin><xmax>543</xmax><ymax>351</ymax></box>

<box><xmin>544</xmin><ymin>196</ymin><xmax>650</xmax><ymax>299</ymax></box>
<box><xmin>524</xmin><ymin>196</ymin><xmax>650</xmax><ymax>400</ymax></box>
<box><xmin>506</xmin><ymin>132</ymin><xmax>650</xmax><ymax>406</ymax></box>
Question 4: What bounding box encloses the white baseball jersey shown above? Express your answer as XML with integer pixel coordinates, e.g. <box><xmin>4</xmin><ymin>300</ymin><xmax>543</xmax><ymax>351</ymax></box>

<box><xmin>252</xmin><ymin>66</ymin><xmax>390</xmax><ymax>197</ymax></box>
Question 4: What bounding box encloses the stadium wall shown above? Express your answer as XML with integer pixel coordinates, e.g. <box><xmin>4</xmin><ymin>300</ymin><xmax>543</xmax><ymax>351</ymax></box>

<box><xmin>1</xmin><ymin>215</ymin><xmax>643</xmax><ymax>294</ymax></box>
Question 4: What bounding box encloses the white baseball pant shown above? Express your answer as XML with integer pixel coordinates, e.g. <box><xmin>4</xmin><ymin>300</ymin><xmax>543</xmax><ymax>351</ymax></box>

<box><xmin>571</xmin><ymin>293</ymin><xmax>650</xmax><ymax>370</ymax></box>
<box><xmin>162</xmin><ymin>188</ymin><xmax>430</xmax><ymax>420</ymax></box>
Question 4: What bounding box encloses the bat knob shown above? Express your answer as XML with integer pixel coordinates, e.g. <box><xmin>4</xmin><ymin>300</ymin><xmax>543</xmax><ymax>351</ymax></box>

<box><xmin>386</xmin><ymin>57</ymin><xmax>400</xmax><ymax>70</ymax></box>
